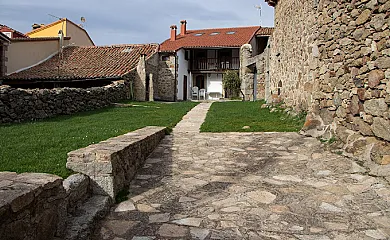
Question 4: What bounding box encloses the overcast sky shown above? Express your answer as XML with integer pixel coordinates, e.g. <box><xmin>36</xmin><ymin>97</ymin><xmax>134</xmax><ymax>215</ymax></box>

<box><xmin>0</xmin><ymin>0</ymin><xmax>274</xmax><ymax>46</ymax></box>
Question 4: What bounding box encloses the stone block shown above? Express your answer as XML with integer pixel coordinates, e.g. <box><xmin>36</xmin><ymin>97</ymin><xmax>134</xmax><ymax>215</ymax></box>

<box><xmin>353</xmin><ymin>117</ymin><xmax>374</xmax><ymax>136</ymax></box>
<box><xmin>364</xmin><ymin>99</ymin><xmax>388</xmax><ymax>116</ymax></box>
<box><xmin>370</xmin><ymin>142</ymin><xmax>390</xmax><ymax>165</ymax></box>
<box><xmin>368</xmin><ymin>69</ymin><xmax>385</xmax><ymax>88</ymax></box>
<box><xmin>356</xmin><ymin>9</ymin><xmax>371</xmax><ymax>25</ymax></box>
<box><xmin>67</xmin><ymin>126</ymin><xmax>166</xmax><ymax>199</ymax></box>
<box><xmin>371</xmin><ymin>117</ymin><xmax>390</xmax><ymax>141</ymax></box>
<box><xmin>0</xmin><ymin>172</ymin><xmax>66</xmax><ymax>240</ymax></box>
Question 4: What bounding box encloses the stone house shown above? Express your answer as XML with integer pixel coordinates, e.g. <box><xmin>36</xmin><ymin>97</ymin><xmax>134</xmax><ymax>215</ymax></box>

<box><xmin>2</xmin><ymin>44</ymin><xmax>160</xmax><ymax>101</ymax></box>
<box><xmin>261</xmin><ymin>0</ymin><xmax>390</xmax><ymax>171</ymax></box>
<box><xmin>158</xmin><ymin>20</ymin><xmax>272</xmax><ymax>101</ymax></box>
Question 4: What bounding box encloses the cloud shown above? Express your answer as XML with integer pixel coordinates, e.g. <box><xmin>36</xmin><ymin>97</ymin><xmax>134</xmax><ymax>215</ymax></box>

<box><xmin>0</xmin><ymin>0</ymin><xmax>274</xmax><ymax>45</ymax></box>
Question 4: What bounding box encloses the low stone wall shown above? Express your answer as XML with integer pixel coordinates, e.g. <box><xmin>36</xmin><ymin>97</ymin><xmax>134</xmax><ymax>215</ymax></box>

<box><xmin>0</xmin><ymin>127</ymin><xmax>167</xmax><ymax>239</ymax></box>
<box><xmin>0</xmin><ymin>80</ymin><xmax>130</xmax><ymax>124</ymax></box>
<box><xmin>0</xmin><ymin>172</ymin><xmax>65</xmax><ymax>240</ymax></box>
<box><xmin>67</xmin><ymin>126</ymin><xmax>166</xmax><ymax>199</ymax></box>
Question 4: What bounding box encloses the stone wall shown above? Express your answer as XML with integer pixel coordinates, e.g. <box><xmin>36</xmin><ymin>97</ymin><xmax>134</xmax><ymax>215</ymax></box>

<box><xmin>146</xmin><ymin>53</ymin><xmax>160</xmax><ymax>101</ymax></box>
<box><xmin>240</xmin><ymin>44</ymin><xmax>255</xmax><ymax>101</ymax></box>
<box><xmin>307</xmin><ymin>0</ymin><xmax>390</xmax><ymax>170</ymax></box>
<box><xmin>0</xmin><ymin>80</ymin><xmax>130</xmax><ymax>124</ymax></box>
<box><xmin>268</xmin><ymin>0</ymin><xmax>318</xmax><ymax>111</ymax></box>
<box><xmin>67</xmin><ymin>126</ymin><xmax>166</xmax><ymax>199</ymax></box>
<box><xmin>156</xmin><ymin>54</ymin><xmax>176</xmax><ymax>101</ymax></box>
<box><xmin>267</xmin><ymin>0</ymin><xmax>390</xmax><ymax>171</ymax></box>
<box><xmin>0</xmin><ymin>172</ymin><xmax>65</xmax><ymax>240</ymax></box>
<box><xmin>1</xmin><ymin>127</ymin><xmax>167</xmax><ymax>239</ymax></box>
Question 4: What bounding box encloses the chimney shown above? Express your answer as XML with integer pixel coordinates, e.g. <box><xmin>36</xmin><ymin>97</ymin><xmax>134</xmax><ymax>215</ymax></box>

<box><xmin>170</xmin><ymin>25</ymin><xmax>177</xmax><ymax>41</ymax></box>
<box><xmin>180</xmin><ymin>20</ymin><xmax>187</xmax><ymax>36</ymax></box>
<box><xmin>32</xmin><ymin>23</ymin><xmax>41</xmax><ymax>30</ymax></box>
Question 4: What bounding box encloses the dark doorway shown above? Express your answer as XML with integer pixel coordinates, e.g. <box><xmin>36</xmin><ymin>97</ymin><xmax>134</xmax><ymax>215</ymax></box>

<box><xmin>145</xmin><ymin>76</ymin><xmax>150</xmax><ymax>100</ymax></box>
<box><xmin>195</xmin><ymin>75</ymin><xmax>205</xmax><ymax>89</ymax></box>
<box><xmin>183</xmin><ymin>76</ymin><xmax>188</xmax><ymax>101</ymax></box>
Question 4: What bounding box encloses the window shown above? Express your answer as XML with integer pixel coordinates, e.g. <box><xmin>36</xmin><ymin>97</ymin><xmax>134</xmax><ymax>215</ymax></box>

<box><xmin>194</xmin><ymin>33</ymin><xmax>204</xmax><ymax>36</ymax></box>
<box><xmin>226</xmin><ymin>31</ymin><xmax>236</xmax><ymax>35</ymax></box>
<box><xmin>210</xmin><ymin>32</ymin><xmax>219</xmax><ymax>36</ymax></box>
<box><xmin>3</xmin><ymin>32</ymin><xmax>11</xmax><ymax>38</ymax></box>
<box><xmin>185</xmin><ymin>50</ymin><xmax>189</xmax><ymax>60</ymax></box>
<box><xmin>121</xmin><ymin>48</ymin><xmax>133</xmax><ymax>53</ymax></box>
<box><xmin>162</xmin><ymin>55</ymin><xmax>170</xmax><ymax>61</ymax></box>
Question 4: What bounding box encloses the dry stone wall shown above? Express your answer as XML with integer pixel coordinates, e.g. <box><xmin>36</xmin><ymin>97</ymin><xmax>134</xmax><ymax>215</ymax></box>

<box><xmin>308</xmin><ymin>0</ymin><xmax>390</xmax><ymax>170</ymax></box>
<box><xmin>268</xmin><ymin>0</ymin><xmax>319</xmax><ymax>111</ymax></box>
<box><xmin>268</xmin><ymin>0</ymin><xmax>390</xmax><ymax>171</ymax></box>
<box><xmin>0</xmin><ymin>80</ymin><xmax>130</xmax><ymax>124</ymax></box>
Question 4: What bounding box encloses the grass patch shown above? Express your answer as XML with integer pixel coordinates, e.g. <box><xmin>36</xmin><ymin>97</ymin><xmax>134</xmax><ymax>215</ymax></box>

<box><xmin>200</xmin><ymin>101</ymin><xmax>306</xmax><ymax>132</ymax></box>
<box><xmin>0</xmin><ymin>101</ymin><xmax>197</xmax><ymax>178</ymax></box>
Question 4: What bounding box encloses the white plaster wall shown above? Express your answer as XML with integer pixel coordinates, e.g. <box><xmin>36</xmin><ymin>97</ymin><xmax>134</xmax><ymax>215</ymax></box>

<box><xmin>207</xmin><ymin>73</ymin><xmax>223</xmax><ymax>99</ymax></box>
<box><xmin>176</xmin><ymin>49</ymin><xmax>189</xmax><ymax>100</ymax></box>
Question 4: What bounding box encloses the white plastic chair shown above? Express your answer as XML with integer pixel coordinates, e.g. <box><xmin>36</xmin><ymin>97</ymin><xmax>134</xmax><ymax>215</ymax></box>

<box><xmin>199</xmin><ymin>89</ymin><xmax>206</xmax><ymax>100</ymax></box>
<box><xmin>191</xmin><ymin>86</ymin><xmax>199</xmax><ymax>100</ymax></box>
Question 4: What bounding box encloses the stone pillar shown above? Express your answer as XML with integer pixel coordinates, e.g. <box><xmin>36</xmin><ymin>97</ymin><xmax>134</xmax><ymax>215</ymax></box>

<box><xmin>149</xmin><ymin>73</ymin><xmax>154</xmax><ymax>102</ymax></box>
<box><xmin>264</xmin><ymin>38</ymin><xmax>272</xmax><ymax>104</ymax></box>
<box><xmin>134</xmin><ymin>54</ymin><xmax>146</xmax><ymax>101</ymax></box>
<box><xmin>240</xmin><ymin>44</ymin><xmax>254</xmax><ymax>101</ymax></box>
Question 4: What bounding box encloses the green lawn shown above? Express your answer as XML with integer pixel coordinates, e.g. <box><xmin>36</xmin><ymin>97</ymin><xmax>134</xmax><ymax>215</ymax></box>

<box><xmin>0</xmin><ymin>101</ymin><xmax>197</xmax><ymax>178</ymax></box>
<box><xmin>200</xmin><ymin>101</ymin><xmax>306</xmax><ymax>132</ymax></box>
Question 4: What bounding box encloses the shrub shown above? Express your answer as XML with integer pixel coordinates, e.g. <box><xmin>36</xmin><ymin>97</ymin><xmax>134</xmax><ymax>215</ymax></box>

<box><xmin>223</xmin><ymin>70</ymin><xmax>241</xmax><ymax>99</ymax></box>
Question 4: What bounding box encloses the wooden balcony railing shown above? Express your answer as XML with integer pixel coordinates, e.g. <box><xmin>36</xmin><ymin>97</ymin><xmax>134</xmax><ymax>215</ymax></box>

<box><xmin>192</xmin><ymin>57</ymin><xmax>239</xmax><ymax>71</ymax></box>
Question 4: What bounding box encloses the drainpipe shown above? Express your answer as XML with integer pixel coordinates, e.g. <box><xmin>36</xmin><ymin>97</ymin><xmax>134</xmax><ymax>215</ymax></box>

<box><xmin>174</xmin><ymin>54</ymin><xmax>178</xmax><ymax>102</ymax></box>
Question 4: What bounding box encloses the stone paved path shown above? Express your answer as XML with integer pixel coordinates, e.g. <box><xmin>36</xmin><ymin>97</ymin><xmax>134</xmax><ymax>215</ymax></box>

<box><xmin>93</xmin><ymin>103</ymin><xmax>390</xmax><ymax>240</ymax></box>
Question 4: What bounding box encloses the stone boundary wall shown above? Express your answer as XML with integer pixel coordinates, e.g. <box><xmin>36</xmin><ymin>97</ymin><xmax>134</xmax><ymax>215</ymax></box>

<box><xmin>302</xmin><ymin>0</ymin><xmax>390</xmax><ymax>171</ymax></box>
<box><xmin>0</xmin><ymin>126</ymin><xmax>167</xmax><ymax>239</ymax></box>
<box><xmin>267</xmin><ymin>0</ymin><xmax>390</xmax><ymax>172</ymax></box>
<box><xmin>67</xmin><ymin>126</ymin><xmax>166</xmax><ymax>199</ymax></box>
<box><xmin>268</xmin><ymin>0</ymin><xmax>318</xmax><ymax>111</ymax></box>
<box><xmin>0</xmin><ymin>172</ymin><xmax>67</xmax><ymax>240</ymax></box>
<box><xmin>0</xmin><ymin>80</ymin><xmax>130</xmax><ymax>124</ymax></box>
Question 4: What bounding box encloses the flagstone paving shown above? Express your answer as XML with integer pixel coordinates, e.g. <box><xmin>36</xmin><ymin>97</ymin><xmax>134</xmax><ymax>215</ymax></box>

<box><xmin>93</xmin><ymin>103</ymin><xmax>390</xmax><ymax>240</ymax></box>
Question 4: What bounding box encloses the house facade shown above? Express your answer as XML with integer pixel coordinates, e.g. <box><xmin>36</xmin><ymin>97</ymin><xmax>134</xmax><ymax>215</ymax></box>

<box><xmin>26</xmin><ymin>18</ymin><xmax>94</xmax><ymax>46</ymax></box>
<box><xmin>159</xmin><ymin>21</ymin><xmax>263</xmax><ymax>101</ymax></box>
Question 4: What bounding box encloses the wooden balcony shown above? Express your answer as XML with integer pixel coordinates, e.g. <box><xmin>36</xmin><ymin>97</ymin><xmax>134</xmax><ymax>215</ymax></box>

<box><xmin>191</xmin><ymin>57</ymin><xmax>239</xmax><ymax>71</ymax></box>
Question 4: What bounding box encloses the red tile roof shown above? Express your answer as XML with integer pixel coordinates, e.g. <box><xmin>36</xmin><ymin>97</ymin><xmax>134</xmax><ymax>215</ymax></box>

<box><xmin>159</xmin><ymin>26</ymin><xmax>260</xmax><ymax>52</ymax></box>
<box><xmin>4</xmin><ymin>44</ymin><xmax>158</xmax><ymax>81</ymax></box>
<box><xmin>0</xmin><ymin>24</ymin><xmax>29</xmax><ymax>38</ymax></box>
<box><xmin>256</xmin><ymin>27</ymin><xmax>274</xmax><ymax>36</ymax></box>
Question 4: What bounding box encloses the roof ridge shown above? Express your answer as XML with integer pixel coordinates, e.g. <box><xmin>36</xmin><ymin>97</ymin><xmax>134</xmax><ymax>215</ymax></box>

<box><xmin>76</xmin><ymin>43</ymin><xmax>159</xmax><ymax>49</ymax></box>
<box><xmin>186</xmin><ymin>25</ymin><xmax>260</xmax><ymax>33</ymax></box>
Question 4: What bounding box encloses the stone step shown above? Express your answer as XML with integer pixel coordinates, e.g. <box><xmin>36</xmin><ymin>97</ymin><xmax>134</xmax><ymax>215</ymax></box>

<box><xmin>64</xmin><ymin>195</ymin><xmax>111</xmax><ymax>240</ymax></box>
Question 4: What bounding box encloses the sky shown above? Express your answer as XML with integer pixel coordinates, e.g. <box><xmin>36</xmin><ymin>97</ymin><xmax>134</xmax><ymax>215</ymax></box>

<box><xmin>0</xmin><ymin>0</ymin><xmax>274</xmax><ymax>46</ymax></box>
